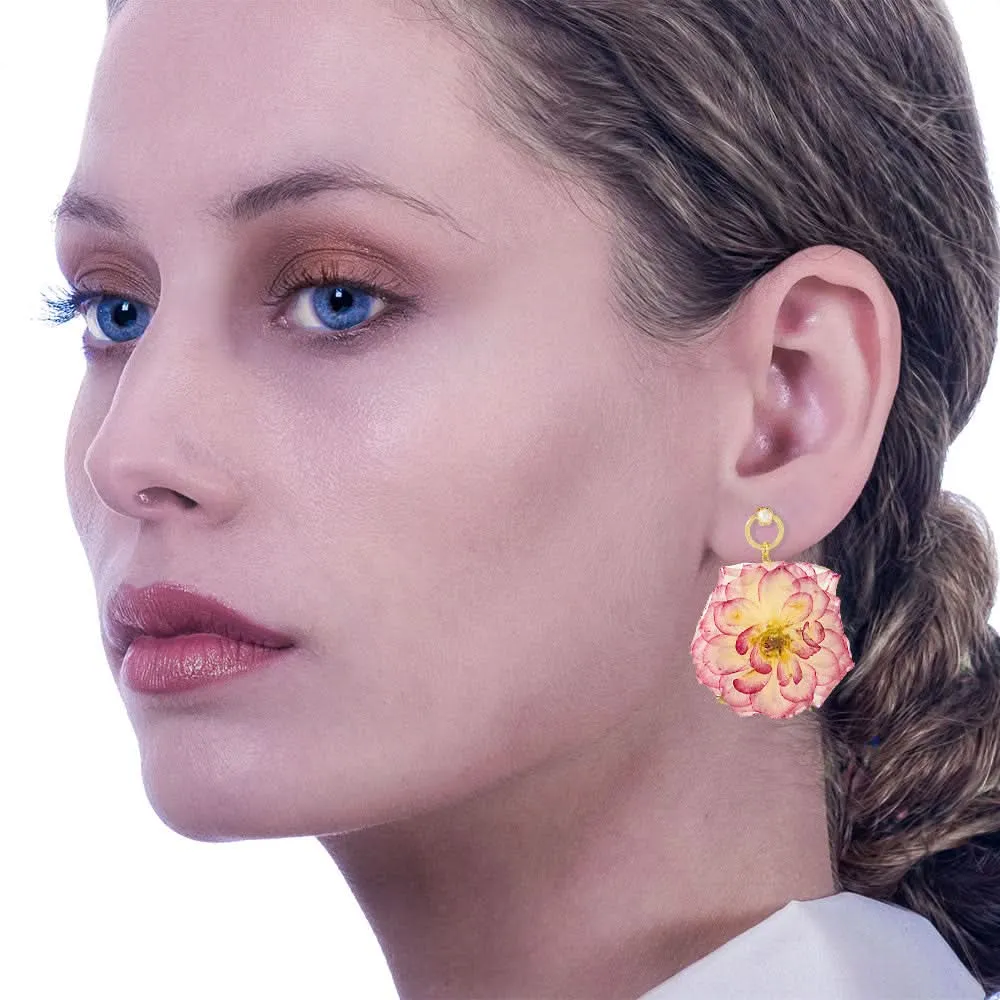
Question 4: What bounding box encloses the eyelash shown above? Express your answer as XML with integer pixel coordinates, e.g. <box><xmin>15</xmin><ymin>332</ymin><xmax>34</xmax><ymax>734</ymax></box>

<box><xmin>39</xmin><ymin>258</ymin><xmax>416</xmax><ymax>360</ymax></box>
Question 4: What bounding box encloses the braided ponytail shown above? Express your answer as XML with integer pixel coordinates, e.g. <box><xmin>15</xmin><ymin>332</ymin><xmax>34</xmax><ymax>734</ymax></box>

<box><xmin>815</xmin><ymin>489</ymin><xmax>1000</xmax><ymax>987</ymax></box>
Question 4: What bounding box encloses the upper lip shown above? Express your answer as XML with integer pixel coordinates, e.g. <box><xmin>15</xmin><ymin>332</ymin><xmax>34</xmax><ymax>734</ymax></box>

<box><xmin>103</xmin><ymin>582</ymin><xmax>296</xmax><ymax>656</ymax></box>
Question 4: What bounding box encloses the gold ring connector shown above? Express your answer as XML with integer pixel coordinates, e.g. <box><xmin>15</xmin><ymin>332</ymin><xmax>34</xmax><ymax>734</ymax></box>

<box><xmin>745</xmin><ymin>506</ymin><xmax>784</xmax><ymax>563</ymax></box>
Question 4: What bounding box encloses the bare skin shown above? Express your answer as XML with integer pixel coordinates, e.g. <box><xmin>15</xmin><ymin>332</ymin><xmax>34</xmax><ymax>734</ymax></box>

<box><xmin>56</xmin><ymin>0</ymin><xmax>901</xmax><ymax>996</ymax></box>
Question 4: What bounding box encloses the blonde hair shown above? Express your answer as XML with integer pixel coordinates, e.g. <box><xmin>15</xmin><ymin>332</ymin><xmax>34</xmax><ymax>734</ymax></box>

<box><xmin>409</xmin><ymin>0</ymin><xmax>1000</xmax><ymax>988</ymax></box>
<box><xmin>106</xmin><ymin>0</ymin><xmax>1000</xmax><ymax>989</ymax></box>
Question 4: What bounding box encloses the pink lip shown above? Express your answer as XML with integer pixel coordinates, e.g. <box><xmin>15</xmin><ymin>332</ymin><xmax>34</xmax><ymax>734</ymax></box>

<box><xmin>119</xmin><ymin>634</ymin><xmax>294</xmax><ymax>694</ymax></box>
<box><xmin>103</xmin><ymin>582</ymin><xmax>296</xmax><ymax>694</ymax></box>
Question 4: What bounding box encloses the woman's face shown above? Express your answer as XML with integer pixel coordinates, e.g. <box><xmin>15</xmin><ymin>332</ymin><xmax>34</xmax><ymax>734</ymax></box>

<box><xmin>58</xmin><ymin>0</ymin><xmax>723</xmax><ymax>840</ymax></box>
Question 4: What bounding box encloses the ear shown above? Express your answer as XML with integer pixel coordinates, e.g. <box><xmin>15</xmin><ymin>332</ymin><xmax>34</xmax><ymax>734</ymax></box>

<box><xmin>705</xmin><ymin>245</ymin><xmax>902</xmax><ymax>567</ymax></box>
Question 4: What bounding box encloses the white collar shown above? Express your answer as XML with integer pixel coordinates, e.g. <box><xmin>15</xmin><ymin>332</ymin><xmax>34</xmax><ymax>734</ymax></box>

<box><xmin>635</xmin><ymin>891</ymin><xmax>983</xmax><ymax>999</ymax></box>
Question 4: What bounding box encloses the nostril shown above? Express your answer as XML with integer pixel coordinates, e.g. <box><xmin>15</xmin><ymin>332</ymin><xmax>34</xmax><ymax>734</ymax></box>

<box><xmin>135</xmin><ymin>488</ymin><xmax>197</xmax><ymax>509</ymax></box>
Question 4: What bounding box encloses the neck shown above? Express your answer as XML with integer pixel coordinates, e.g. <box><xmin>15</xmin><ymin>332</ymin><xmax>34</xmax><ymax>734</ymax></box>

<box><xmin>320</xmin><ymin>690</ymin><xmax>836</xmax><ymax>1000</ymax></box>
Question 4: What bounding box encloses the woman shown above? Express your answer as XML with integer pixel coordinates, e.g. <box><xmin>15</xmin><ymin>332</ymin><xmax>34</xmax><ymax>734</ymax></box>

<box><xmin>46</xmin><ymin>0</ymin><xmax>999</xmax><ymax>996</ymax></box>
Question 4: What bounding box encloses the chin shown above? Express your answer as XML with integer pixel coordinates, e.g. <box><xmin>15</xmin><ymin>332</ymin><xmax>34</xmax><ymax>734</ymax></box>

<box><xmin>133</xmin><ymin>733</ymin><xmax>440</xmax><ymax>843</ymax></box>
<box><xmin>140</xmin><ymin>758</ymin><xmax>300</xmax><ymax>842</ymax></box>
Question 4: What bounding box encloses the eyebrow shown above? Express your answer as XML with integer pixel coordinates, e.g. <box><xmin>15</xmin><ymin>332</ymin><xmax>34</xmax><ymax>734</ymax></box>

<box><xmin>52</xmin><ymin>160</ymin><xmax>477</xmax><ymax>241</ymax></box>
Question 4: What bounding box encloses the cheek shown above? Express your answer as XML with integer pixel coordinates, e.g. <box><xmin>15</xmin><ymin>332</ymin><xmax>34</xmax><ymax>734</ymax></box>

<box><xmin>358</xmin><ymin>339</ymin><xmax>623</xmax><ymax>594</ymax></box>
<box><xmin>306</xmin><ymin>340</ymin><xmax>664</xmax><ymax>766</ymax></box>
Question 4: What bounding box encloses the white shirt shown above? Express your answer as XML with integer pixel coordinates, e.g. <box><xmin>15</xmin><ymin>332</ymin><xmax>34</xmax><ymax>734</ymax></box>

<box><xmin>635</xmin><ymin>891</ymin><xmax>985</xmax><ymax>999</ymax></box>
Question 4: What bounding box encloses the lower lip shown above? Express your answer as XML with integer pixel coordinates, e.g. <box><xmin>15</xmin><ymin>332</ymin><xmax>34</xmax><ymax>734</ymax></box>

<box><xmin>120</xmin><ymin>634</ymin><xmax>293</xmax><ymax>694</ymax></box>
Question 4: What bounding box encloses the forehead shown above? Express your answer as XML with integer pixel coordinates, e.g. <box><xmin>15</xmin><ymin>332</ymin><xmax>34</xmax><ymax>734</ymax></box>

<box><xmin>93</xmin><ymin>0</ymin><xmax>456</xmax><ymax>133</ymax></box>
<box><xmin>73</xmin><ymin>0</ymin><xmax>561</xmax><ymax>245</ymax></box>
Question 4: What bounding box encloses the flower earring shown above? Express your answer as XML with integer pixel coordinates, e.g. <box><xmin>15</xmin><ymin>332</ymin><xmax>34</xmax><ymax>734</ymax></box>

<box><xmin>690</xmin><ymin>506</ymin><xmax>855</xmax><ymax>719</ymax></box>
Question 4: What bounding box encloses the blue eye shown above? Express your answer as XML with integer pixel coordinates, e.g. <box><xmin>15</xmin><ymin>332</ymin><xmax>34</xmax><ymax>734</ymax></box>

<box><xmin>284</xmin><ymin>283</ymin><xmax>386</xmax><ymax>334</ymax></box>
<box><xmin>38</xmin><ymin>287</ymin><xmax>152</xmax><ymax>357</ymax></box>
<box><xmin>83</xmin><ymin>296</ymin><xmax>153</xmax><ymax>343</ymax></box>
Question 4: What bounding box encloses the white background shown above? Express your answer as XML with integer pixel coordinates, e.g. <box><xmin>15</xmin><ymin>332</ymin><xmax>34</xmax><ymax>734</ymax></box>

<box><xmin>2</xmin><ymin>2</ymin><xmax>998</xmax><ymax>997</ymax></box>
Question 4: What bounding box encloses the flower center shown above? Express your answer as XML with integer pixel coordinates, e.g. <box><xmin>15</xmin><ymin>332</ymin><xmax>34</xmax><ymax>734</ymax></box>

<box><xmin>758</xmin><ymin>624</ymin><xmax>791</xmax><ymax>658</ymax></box>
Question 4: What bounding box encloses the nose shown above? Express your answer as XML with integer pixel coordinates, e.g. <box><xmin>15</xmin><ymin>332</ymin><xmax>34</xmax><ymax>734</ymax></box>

<box><xmin>81</xmin><ymin>317</ymin><xmax>243</xmax><ymax>525</ymax></box>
